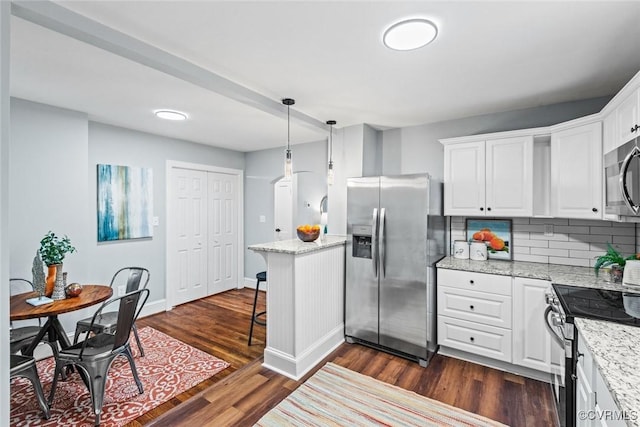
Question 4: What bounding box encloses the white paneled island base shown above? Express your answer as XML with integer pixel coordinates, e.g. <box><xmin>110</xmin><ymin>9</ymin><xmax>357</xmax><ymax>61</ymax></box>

<box><xmin>249</xmin><ymin>236</ymin><xmax>346</xmax><ymax>380</ymax></box>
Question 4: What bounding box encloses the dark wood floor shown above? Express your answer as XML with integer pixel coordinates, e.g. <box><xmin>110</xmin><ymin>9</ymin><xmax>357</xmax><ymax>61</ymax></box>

<box><xmin>129</xmin><ymin>288</ymin><xmax>558</xmax><ymax>427</ymax></box>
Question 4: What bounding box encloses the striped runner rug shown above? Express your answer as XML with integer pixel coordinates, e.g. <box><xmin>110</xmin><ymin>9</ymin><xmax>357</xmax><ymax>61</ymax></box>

<box><xmin>255</xmin><ymin>362</ymin><xmax>507</xmax><ymax>427</ymax></box>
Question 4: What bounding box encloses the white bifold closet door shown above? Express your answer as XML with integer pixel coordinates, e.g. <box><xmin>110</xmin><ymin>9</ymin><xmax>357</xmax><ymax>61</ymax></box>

<box><xmin>170</xmin><ymin>167</ymin><xmax>238</xmax><ymax>306</ymax></box>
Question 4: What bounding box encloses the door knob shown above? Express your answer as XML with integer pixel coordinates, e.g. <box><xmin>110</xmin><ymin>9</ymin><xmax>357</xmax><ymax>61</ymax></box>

<box><xmin>275</xmin><ymin>228</ymin><xmax>281</xmax><ymax>232</ymax></box>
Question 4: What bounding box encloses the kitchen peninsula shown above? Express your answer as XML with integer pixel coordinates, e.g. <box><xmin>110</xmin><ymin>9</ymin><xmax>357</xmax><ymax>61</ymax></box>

<box><xmin>249</xmin><ymin>235</ymin><xmax>346</xmax><ymax>380</ymax></box>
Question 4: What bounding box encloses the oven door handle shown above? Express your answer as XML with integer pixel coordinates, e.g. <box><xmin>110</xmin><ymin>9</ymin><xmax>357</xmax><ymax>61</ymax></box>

<box><xmin>544</xmin><ymin>305</ymin><xmax>565</xmax><ymax>346</ymax></box>
<box><xmin>619</xmin><ymin>145</ymin><xmax>640</xmax><ymax>215</ymax></box>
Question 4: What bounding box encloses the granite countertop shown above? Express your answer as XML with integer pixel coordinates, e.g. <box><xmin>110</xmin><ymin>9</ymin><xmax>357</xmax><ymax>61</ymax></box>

<box><xmin>248</xmin><ymin>235</ymin><xmax>346</xmax><ymax>255</ymax></box>
<box><xmin>436</xmin><ymin>256</ymin><xmax>640</xmax><ymax>292</ymax></box>
<box><xmin>575</xmin><ymin>318</ymin><xmax>640</xmax><ymax>426</ymax></box>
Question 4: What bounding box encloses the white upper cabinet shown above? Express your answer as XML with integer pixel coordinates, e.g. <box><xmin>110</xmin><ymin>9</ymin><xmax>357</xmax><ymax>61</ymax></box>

<box><xmin>485</xmin><ymin>137</ymin><xmax>534</xmax><ymax>217</ymax></box>
<box><xmin>444</xmin><ymin>141</ymin><xmax>485</xmax><ymax>216</ymax></box>
<box><xmin>444</xmin><ymin>136</ymin><xmax>533</xmax><ymax>217</ymax></box>
<box><xmin>550</xmin><ymin>122</ymin><xmax>602</xmax><ymax>219</ymax></box>
<box><xmin>616</xmin><ymin>88</ymin><xmax>640</xmax><ymax>148</ymax></box>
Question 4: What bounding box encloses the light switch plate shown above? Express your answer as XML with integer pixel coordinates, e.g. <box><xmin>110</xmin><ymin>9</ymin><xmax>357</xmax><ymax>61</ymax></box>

<box><xmin>544</xmin><ymin>224</ymin><xmax>553</xmax><ymax>236</ymax></box>
<box><xmin>152</xmin><ymin>216</ymin><xmax>160</xmax><ymax>226</ymax></box>
<box><xmin>259</xmin><ymin>215</ymin><xmax>266</xmax><ymax>223</ymax></box>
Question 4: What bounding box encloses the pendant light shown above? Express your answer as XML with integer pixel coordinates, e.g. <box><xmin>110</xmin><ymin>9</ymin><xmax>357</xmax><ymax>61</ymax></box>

<box><xmin>282</xmin><ymin>98</ymin><xmax>295</xmax><ymax>179</ymax></box>
<box><xmin>326</xmin><ymin>120</ymin><xmax>336</xmax><ymax>185</ymax></box>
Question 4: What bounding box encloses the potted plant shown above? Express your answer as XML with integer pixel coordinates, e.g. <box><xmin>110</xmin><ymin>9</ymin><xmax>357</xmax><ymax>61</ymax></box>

<box><xmin>39</xmin><ymin>231</ymin><xmax>76</xmax><ymax>297</ymax></box>
<box><xmin>594</xmin><ymin>243</ymin><xmax>637</xmax><ymax>283</ymax></box>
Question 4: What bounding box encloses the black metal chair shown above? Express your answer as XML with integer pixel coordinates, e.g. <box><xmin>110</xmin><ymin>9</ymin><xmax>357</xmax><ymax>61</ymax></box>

<box><xmin>48</xmin><ymin>288</ymin><xmax>150</xmax><ymax>426</ymax></box>
<box><xmin>11</xmin><ymin>354</ymin><xmax>51</xmax><ymax>420</ymax></box>
<box><xmin>248</xmin><ymin>271</ymin><xmax>267</xmax><ymax>346</ymax></box>
<box><xmin>73</xmin><ymin>267</ymin><xmax>150</xmax><ymax>356</ymax></box>
<box><xmin>10</xmin><ymin>278</ymin><xmax>59</xmax><ymax>358</ymax></box>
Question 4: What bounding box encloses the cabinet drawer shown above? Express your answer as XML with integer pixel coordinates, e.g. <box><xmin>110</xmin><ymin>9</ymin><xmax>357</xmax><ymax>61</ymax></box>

<box><xmin>437</xmin><ymin>269</ymin><xmax>512</xmax><ymax>296</ymax></box>
<box><xmin>438</xmin><ymin>315</ymin><xmax>512</xmax><ymax>362</ymax></box>
<box><xmin>438</xmin><ymin>286</ymin><xmax>512</xmax><ymax>328</ymax></box>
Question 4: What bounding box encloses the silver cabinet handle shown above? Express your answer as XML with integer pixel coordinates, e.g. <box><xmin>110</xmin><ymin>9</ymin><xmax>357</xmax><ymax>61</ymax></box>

<box><xmin>379</xmin><ymin>208</ymin><xmax>386</xmax><ymax>278</ymax></box>
<box><xmin>620</xmin><ymin>145</ymin><xmax>640</xmax><ymax>215</ymax></box>
<box><xmin>372</xmin><ymin>208</ymin><xmax>378</xmax><ymax>278</ymax></box>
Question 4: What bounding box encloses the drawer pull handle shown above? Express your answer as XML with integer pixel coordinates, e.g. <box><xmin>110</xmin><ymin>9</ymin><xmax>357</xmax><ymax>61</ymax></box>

<box><xmin>469</xmin><ymin>305</ymin><xmax>474</xmax><ymax>310</ymax></box>
<box><xmin>469</xmin><ymin>280</ymin><xmax>474</xmax><ymax>284</ymax></box>
<box><xmin>470</xmin><ymin>337</ymin><xmax>475</xmax><ymax>342</ymax></box>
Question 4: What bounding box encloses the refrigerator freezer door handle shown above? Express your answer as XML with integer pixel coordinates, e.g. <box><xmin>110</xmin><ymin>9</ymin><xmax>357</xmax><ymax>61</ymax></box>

<box><xmin>379</xmin><ymin>208</ymin><xmax>386</xmax><ymax>278</ymax></box>
<box><xmin>372</xmin><ymin>208</ymin><xmax>378</xmax><ymax>278</ymax></box>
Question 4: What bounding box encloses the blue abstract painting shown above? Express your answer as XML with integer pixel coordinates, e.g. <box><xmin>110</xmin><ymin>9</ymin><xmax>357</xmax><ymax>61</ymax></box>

<box><xmin>97</xmin><ymin>164</ymin><xmax>153</xmax><ymax>242</ymax></box>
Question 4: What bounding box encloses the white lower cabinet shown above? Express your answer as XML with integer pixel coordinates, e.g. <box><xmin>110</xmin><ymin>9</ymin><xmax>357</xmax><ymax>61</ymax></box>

<box><xmin>577</xmin><ymin>329</ymin><xmax>627</xmax><ymax>427</ymax></box>
<box><xmin>438</xmin><ymin>269</ymin><xmax>561</xmax><ymax>377</ymax></box>
<box><xmin>512</xmin><ymin>277</ymin><xmax>558</xmax><ymax>373</ymax></box>
<box><xmin>437</xmin><ymin>269</ymin><xmax>512</xmax><ymax>363</ymax></box>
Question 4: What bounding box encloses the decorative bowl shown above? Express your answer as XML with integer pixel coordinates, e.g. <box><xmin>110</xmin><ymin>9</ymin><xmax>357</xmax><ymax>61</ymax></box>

<box><xmin>65</xmin><ymin>282</ymin><xmax>82</xmax><ymax>297</ymax></box>
<box><xmin>297</xmin><ymin>229</ymin><xmax>320</xmax><ymax>242</ymax></box>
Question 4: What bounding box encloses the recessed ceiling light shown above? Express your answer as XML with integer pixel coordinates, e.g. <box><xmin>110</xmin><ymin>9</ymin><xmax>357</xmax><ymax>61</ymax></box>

<box><xmin>383</xmin><ymin>18</ymin><xmax>438</xmax><ymax>51</ymax></box>
<box><xmin>154</xmin><ymin>110</ymin><xmax>187</xmax><ymax>121</ymax></box>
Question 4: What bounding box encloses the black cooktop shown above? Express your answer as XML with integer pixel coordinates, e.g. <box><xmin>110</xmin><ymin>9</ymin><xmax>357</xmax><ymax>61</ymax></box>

<box><xmin>553</xmin><ymin>284</ymin><xmax>640</xmax><ymax>326</ymax></box>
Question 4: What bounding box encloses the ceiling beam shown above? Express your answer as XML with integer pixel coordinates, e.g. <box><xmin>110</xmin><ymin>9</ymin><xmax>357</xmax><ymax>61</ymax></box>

<box><xmin>11</xmin><ymin>0</ymin><xmax>328</xmax><ymax>132</ymax></box>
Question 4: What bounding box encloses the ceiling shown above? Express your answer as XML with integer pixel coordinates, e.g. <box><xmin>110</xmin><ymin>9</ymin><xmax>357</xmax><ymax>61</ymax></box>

<box><xmin>9</xmin><ymin>1</ymin><xmax>640</xmax><ymax>152</ymax></box>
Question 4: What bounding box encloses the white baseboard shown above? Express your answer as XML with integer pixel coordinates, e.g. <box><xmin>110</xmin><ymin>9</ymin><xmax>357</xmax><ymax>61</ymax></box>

<box><xmin>263</xmin><ymin>324</ymin><xmax>344</xmax><ymax>381</ymax></box>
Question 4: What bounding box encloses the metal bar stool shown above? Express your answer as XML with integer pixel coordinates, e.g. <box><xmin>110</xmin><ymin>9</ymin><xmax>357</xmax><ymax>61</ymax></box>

<box><xmin>248</xmin><ymin>271</ymin><xmax>267</xmax><ymax>346</ymax></box>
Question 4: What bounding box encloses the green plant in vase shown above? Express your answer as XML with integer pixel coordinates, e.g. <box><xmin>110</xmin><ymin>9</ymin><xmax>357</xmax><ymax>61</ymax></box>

<box><xmin>39</xmin><ymin>231</ymin><xmax>76</xmax><ymax>297</ymax></box>
<box><xmin>594</xmin><ymin>243</ymin><xmax>637</xmax><ymax>283</ymax></box>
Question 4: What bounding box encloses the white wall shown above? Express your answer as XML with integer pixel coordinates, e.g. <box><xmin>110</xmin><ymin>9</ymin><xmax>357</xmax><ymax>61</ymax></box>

<box><xmin>10</xmin><ymin>99</ymin><xmax>91</xmax><ymax>333</ymax></box>
<box><xmin>244</xmin><ymin>139</ymin><xmax>327</xmax><ymax>280</ymax></box>
<box><xmin>1</xmin><ymin>2</ymin><xmax>10</xmax><ymax>421</ymax></box>
<box><xmin>9</xmin><ymin>99</ymin><xmax>245</xmax><ymax>334</ymax></box>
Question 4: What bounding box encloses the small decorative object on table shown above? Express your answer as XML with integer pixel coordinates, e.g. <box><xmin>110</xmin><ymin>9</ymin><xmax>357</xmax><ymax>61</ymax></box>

<box><xmin>65</xmin><ymin>282</ymin><xmax>82</xmax><ymax>297</ymax></box>
<box><xmin>31</xmin><ymin>250</ymin><xmax>46</xmax><ymax>297</ymax></box>
<box><xmin>594</xmin><ymin>243</ymin><xmax>640</xmax><ymax>283</ymax></box>
<box><xmin>39</xmin><ymin>231</ymin><xmax>76</xmax><ymax>299</ymax></box>
<box><xmin>296</xmin><ymin>224</ymin><xmax>321</xmax><ymax>242</ymax></box>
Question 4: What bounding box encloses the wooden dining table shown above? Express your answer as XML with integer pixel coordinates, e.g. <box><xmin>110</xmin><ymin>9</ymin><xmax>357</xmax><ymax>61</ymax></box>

<box><xmin>10</xmin><ymin>284</ymin><xmax>113</xmax><ymax>355</ymax></box>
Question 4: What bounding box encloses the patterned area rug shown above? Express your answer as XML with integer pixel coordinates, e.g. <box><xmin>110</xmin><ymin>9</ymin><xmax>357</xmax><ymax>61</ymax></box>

<box><xmin>11</xmin><ymin>327</ymin><xmax>229</xmax><ymax>426</ymax></box>
<box><xmin>255</xmin><ymin>362</ymin><xmax>507</xmax><ymax>427</ymax></box>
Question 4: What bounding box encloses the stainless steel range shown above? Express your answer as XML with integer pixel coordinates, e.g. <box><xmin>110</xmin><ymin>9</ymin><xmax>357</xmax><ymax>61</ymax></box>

<box><xmin>545</xmin><ymin>284</ymin><xmax>640</xmax><ymax>427</ymax></box>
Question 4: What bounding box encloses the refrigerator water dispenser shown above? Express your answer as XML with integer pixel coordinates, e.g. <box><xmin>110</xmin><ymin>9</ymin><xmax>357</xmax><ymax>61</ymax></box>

<box><xmin>352</xmin><ymin>225</ymin><xmax>372</xmax><ymax>259</ymax></box>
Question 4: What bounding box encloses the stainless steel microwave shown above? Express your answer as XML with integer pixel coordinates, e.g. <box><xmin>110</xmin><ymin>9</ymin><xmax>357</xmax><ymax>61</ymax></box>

<box><xmin>604</xmin><ymin>138</ymin><xmax>640</xmax><ymax>217</ymax></box>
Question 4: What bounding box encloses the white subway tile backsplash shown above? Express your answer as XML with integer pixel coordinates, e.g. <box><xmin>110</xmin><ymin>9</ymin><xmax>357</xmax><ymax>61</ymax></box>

<box><xmin>589</xmin><ymin>225</ymin><xmax>635</xmax><ymax>235</ymax></box>
<box><xmin>450</xmin><ymin>216</ymin><xmax>638</xmax><ymax>267</ymax></box>
<box><xmin>514</xmin><ymin>254</ymin><xmax>549</xmax><ymax>263</ymax></box>
<box><xmin>530</xmin><ymin>247</ymin><xmax>569</xmax><ymax>257</ymax></box>
<box><xmin>530</xmin><ymin>233</ymin><xmax>569</xmax><ymax>241</ymax></box>
<box><xmin>549</xmin><ymin>241</ymin><xmax>590</xmax><ymax>250</ymax></box>
<box><xmin>517</xmin><ymin>239</ymin><xmax>549</xmax><ymax>248</ymax></box>
<box><xmin>529</xmin><ymin>218</ymin><xmax>569</xmax><ymax>226</ymax></box>
<box><xmin>513</xmin><ymin>224</ymin><xmax>545</xmax><ymax>233</ymax></box>
<box><xmin>569</xmin><ymin>219</ymin><xmax>609</xmax><ymax>226</ymax></box>
<box><xmin>569</xmin><ymin>234</ymin><xmax>611</xmax><ymax>243</ymax></box>
<box><xmin>548</xmin><ymin>257</ymin><xmax>590</xmax><ymax>267</ymax></box>
<box><xmin>554</xmin><ymin>226</ymin><xmax>590</xmax><ymax>234</ymax></box>
<box><xmin>613</xmin><ymin>235</ymin><xmax>636</xmax><ymax>245</ymax></box>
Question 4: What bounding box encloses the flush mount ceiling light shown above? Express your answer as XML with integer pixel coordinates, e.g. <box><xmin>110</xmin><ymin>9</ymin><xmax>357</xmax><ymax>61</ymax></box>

<box><xmin>383</xmin><ymin>18</ymin><xmax>438</xmax><ymax>51</ymax></box>
<box><xmin>154</xmin><ymin>109</ymin><xmax>187</xmax><ymax>121</ymax></box>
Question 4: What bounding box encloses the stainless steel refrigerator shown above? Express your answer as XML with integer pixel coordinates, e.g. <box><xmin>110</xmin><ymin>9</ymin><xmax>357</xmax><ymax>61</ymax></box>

<box><xmin>345</xmin><ymin>174</ymin><xmax>445</xmax><ymax>366</ymax></box>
